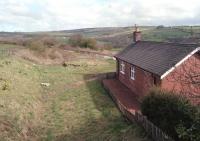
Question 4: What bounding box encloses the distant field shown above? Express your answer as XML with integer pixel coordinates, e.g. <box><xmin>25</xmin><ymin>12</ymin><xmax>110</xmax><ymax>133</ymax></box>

<box><xmin>1</xmin><ymin>26</ymin><xmax>200</xmax><ymax>49</ymax></box>
<box><xmin>0</xmin><ymin>44</ymin><xmax>149</xmax><ymax>141</ymax></box>
<box><xmin>97</xmin><ymin>26</ymin><xmax>200</xmax><ymax>47</ymax></box>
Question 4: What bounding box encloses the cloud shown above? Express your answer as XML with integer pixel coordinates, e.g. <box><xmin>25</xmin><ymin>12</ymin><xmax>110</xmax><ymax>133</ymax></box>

<box><xmin>0</xmin><ymin>0</ymin><xmax>200</xmax><ymax>31</ymax></box>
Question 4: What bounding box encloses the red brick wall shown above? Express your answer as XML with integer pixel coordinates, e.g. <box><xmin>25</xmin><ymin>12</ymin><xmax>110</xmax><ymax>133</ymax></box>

<box><xmin>116</xmin><ymin>53</ymin><xmax>200</xmax><ymax>105</ymax></box>
<box><xmin>117</xmin><ymin>59</ymin><xmax>157</xmax><ymax>98</ymax></box>
<box><xmin>161</xmin><ymin>53</ymin><xmax>200</xmax><ymax>105</ymax></box>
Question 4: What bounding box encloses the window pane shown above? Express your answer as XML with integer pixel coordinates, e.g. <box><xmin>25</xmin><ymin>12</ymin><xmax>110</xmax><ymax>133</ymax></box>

<box><xmin>131</xmin><ymin>66</ymin><xmax>135</xmax><ymax>80</ymax></box>
<box><xmin>120</xmin><ymin>61</ymin><xmax>125</xmax><ymax>74</ymax></box>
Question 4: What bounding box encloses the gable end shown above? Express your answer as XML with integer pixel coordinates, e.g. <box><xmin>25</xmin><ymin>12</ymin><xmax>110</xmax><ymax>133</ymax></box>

<box><xmin>161</xmin><ymin>47</ymin><xmax>200</xmax><ymax>79</ymax></box>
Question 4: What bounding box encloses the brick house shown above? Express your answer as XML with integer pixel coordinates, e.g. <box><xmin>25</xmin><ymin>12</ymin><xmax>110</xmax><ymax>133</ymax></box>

<box><xmin>114</xmin><ymin>27</ymin><xmax>200</xmax><ymax>105</ymax></box>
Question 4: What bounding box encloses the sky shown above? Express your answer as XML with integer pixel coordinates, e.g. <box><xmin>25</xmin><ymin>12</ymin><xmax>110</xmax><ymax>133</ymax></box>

<box><xmin>0</xmin><ymin>0</ymin><xmax>200</xmax><ymax>32</ymax></box>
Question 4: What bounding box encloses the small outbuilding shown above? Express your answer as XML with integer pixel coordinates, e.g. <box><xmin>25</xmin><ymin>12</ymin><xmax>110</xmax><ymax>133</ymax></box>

<box><xmin>114</xmin><ymin>26</ymin><xmax>200</xmax><ymax>105</ymax></box>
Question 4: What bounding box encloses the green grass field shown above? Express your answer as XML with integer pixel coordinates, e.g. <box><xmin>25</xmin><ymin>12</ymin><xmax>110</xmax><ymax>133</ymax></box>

<box><xmin>0</xmin><ymin>44</ymin><xmax>149</xmax><ymax>141</ymax></box>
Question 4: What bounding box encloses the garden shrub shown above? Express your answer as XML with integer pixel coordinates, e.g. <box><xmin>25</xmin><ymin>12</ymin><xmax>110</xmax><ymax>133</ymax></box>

<box><xmin>141</xmin><ymin>88</ymin><xmax>198</xmax><ymax>141</ymax></box>
<box><xmin>176</xmin><ymin>109</ymin><xmax>200</xmax><ymax>141</ymax></box>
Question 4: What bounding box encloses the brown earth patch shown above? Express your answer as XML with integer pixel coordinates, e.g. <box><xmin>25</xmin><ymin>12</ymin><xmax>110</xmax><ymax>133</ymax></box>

<box><xmin>14</xmin><ymin>47</ymin><xmax>76</xmax><ymax>65</ymax></box>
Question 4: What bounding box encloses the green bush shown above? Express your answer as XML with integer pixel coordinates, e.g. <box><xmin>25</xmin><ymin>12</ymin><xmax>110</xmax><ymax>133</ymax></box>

<box><xmin>68</xmin><ymin>34</ymin><xmax>97</xmax><ymax>49</ymax></box>
<box><xmin>141</xmin><ymin>88</ymin><xmax>197</xmax><ymax>141</ymax></box>
<box><xmin>27</xmin><ymin>39</ymin><xmax>46</xmax><ymax>52</ymax></box>
<box><xmin>80</xmin><ymin>38</ymin><xmax>97</xmax><ymax>49</ymax></box>
<box><xmin>25</xmin><ymin>36</ymin><xmax>58</xmax><ymax>53</ymax></box>
<box><xmin>176</xmin><ymin>110</ymin><xmax>200</xmax><ymax>141</ymax></box>
<box><xmin>68</xmin><ymin>34</ymin><xmax>83</xmax><ymax>47</ymax></box>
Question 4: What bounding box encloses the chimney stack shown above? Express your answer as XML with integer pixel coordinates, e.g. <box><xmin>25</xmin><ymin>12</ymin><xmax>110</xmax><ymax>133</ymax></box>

<box><xmin>133</xmin><ymin>24</ymin><xmax>141</xmax><ymax>42</ymax></box>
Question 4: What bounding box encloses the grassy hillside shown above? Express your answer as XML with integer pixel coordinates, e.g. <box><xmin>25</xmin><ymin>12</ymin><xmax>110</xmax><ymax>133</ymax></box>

<box><xmin>0</xmin><ymin>44</ymin><xmax>149</xmax><ymax>141</ymax></box>
<box><xmin>1</xmin><ymin>26</ymin><xmax>200</xmax><ymax>140</ymax></box>
<box><xmin>97</xmin><ymin>26</ymin><xmax>200</xmax><ymax>47</ymax></box>
<box><xmin>1</xmin><ymin>26</ymin><xmax>200</xmax><ymax>49</ymax></box>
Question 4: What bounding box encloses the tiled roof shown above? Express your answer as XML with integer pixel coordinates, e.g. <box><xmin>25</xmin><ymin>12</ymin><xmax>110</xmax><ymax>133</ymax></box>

<box><xmin>115</xmin><ymin>41</ymin><xmax>199</xmax><ymax>76</ymax></box>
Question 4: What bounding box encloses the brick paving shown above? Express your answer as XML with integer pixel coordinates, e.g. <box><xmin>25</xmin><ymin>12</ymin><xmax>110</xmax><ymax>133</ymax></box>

<box><xmin>103</xmin><ymin>79</ymin><xmax>140</xmax><ymax>112</ymax></box>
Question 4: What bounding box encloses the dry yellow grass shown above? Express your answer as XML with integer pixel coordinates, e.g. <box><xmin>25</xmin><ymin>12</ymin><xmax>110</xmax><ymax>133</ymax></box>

<box><xmin>0</xmin><ymin>44</ymin><xmax>150</xmax><ymax>141</ymax></box>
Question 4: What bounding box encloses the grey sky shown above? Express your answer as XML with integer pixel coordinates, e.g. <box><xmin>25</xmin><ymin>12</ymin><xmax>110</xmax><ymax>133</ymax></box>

<box><xmin>0</xmin><ymin>0</ymin><xmax>200</xmax><ymax>32</ymax></box>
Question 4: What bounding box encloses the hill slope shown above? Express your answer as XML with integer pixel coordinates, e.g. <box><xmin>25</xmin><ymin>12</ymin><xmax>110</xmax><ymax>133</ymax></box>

<box><xmin>1</xmin><ymin>26</ymin><xmax>200</xmax><ymax>49</ymax></box>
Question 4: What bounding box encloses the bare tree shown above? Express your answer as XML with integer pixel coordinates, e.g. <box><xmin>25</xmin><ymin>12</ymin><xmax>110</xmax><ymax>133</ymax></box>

<box><xmin>166</xmin><ymin>52</ymin><xmax>200</xmax><ymax>104</ymax></box>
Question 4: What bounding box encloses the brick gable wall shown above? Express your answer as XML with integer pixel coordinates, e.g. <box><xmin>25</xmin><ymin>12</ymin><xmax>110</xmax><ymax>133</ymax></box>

<box><xmin>161</xmin><ymin>53</ymin><xmax>200</xmax><ymax>105</ymax></box>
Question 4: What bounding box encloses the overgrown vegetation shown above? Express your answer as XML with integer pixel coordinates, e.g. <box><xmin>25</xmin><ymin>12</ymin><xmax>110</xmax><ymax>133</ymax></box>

<box><xmin>176</xmin><ymin>111</ymin><xmax>200</xmax><ymax>141</ymax></box>
<box><xmin>1</xmin><ymin>26</ymin><xmax>200</xmax><ymax>50</ymax></box>
<box><xmin>141</xmin><ymin>88</ymin><xmax>199</xmax><ymax>141</ymax></box>
<box><xmin>0</xmin><ymin>44</ymin><xmax>148</xmax><ymax>141</ymax></box>
<box><xmin>68</xmin><ymin>34</ymin><xmax>98</xmax><ymax>49</ymax></box>
<box><xmin>25</xmin><ymin>36</ymin><xmax>58</xmax><ymax>52</ymax></box>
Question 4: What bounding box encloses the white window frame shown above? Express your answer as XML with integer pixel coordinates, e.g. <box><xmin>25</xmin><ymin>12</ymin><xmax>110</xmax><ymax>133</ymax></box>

<box><xmin>130</xmin><ymin>66</ymin><xmax>135</xmax><ymax>80</ymax></box>
<box><xmin>120</xmin><ymin>61</ymin><xmax>125</xmax><ymax>74</ymax></box>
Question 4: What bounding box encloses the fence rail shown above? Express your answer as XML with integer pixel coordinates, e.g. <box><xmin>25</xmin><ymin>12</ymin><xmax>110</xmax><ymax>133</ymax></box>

<box><xmin>134</xmin><ymin>111</ymin><xmax>174</xmax><ymax>141</ymax></box>
<box><xmin>102</xmin><ymin>79</ymin><xmax>174</xmax><ymax>141</ymax></box>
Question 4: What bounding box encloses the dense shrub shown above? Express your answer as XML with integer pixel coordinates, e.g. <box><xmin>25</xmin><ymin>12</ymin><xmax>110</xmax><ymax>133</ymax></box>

<box><xmin>68</xmin><ymin>34</ymin><xmax>97</xmax><ymax>50</ymax></box>
<box><xmin>141</xmin><ymin>88</ymin><xmax>198</xmax><ymax>141</ymax></box>
<box><xmin>27</xmin><ymin>39</ymin><xmax>46</xmax><ymax>52</ymax></box>
<box><xmin>176</xmin><ymin>110</ymin><xmax>200</xmax><ymax>141</ymax></box>
<box><xmin>68</xmin><ymin>34</ymin><xmax>83</xmax><ymax>47</ymax></box>
<box><xmin>42</xmin><ymin>37</ymin><xmax>57</xmax><ymax>47</ymax></box>
<box><xmin>81</xmin><ymin>38</ymin><xmax>97</xmax><ymax>49</ymax></box>
<box><xmin>25</xmin><ymin>36</ymin><xmax>58</xmax><ymax>52</ymax></box>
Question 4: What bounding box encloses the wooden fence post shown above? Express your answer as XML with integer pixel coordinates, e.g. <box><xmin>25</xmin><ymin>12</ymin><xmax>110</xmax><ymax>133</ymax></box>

<box><xmin>102</xmin><ymin>79</ymin><xmax>174</xmax><ymax>141</ymax></box>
